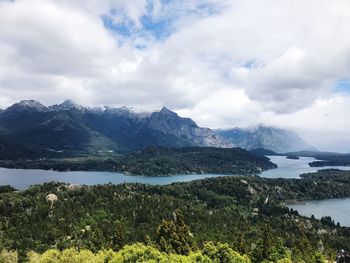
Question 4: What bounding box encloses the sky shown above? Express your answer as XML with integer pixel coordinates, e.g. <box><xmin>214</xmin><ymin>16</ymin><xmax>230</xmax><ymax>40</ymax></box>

<box><xmin>1</xmin><ymin>0</ymin><xmax>350</xmax><ymax>152</ymax></box>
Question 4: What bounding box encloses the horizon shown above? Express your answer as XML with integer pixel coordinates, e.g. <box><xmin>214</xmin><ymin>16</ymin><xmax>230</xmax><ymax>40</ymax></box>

<box><xmin>1</xmin><ymin>0</ymin><xmax>350</xmax><ymax>152</ymax></box>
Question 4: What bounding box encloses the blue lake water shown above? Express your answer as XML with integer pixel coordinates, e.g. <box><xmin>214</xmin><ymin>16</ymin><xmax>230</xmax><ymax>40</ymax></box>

<box><xmin>1</xmin><ymin>155</ymin><xmax>350</xmax><ymax>189</ymax></box>
<box><xmin>288</xmin><ymin>198</ymin><xmax>350</xmax><ymax>227</ymax></box>
<box><xmin>0</xmin><ymin>167</ymin><xmax>231</xmax><ymax>190</ymax></box>
<box><xmin>261</xmin><ymin>155</ymin><xmax>350</xmax><ymax>178</ymax></box>
<box><xmin>260</xmin><ymin>155</ymin><xmax>350</xmax><ymax>226</ymax></box>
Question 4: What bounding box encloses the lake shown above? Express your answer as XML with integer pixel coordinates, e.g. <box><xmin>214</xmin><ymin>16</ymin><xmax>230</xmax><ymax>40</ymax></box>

<box><xmin>0</xmin><ymin>167</ymin><xmax>232</xmax><ymax>190</ymax></box>
<box><xmin>1</xmin><ymin>155</ymin><xmax>350</xmax><ymax>190</ymax></box>
<box><xmin>261</xmin><ymin>155</ymin><xmax>350</xmax><ymax>178</ymax></box>
<box><xmin>288</xmin><ymin>198</ymin><xmax>350</xmax><ymax>227</ymax></box>
<box><xmin>261</xmin><ymin>155</ymin><xmax>350</xmax><ymax>227</ymax></box>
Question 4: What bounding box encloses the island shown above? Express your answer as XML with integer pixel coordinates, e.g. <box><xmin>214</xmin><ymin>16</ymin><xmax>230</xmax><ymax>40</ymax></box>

<box><xmin>0</xmin><ymin>146</ymin><xmax>277</xmax><ymax>176</ymax></box>
<box><xmin>286</xmin><ymin>155</ymin><xmax>300</xmax><ymax>160</ymax></box>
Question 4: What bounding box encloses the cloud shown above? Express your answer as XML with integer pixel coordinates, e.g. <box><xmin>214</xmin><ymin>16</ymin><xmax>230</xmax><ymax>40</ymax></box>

<box><xmin>1</xmin><ymin>0</ymin><xmax>350</xmax><ymax>150</ymax></box>
<box><xmin>261</xmin><ymin>94</ymin><xmax>350</xmax><ymax>152</ymax></box>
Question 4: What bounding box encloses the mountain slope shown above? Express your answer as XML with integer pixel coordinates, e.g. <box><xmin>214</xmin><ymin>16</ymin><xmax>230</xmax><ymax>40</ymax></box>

<box><xmin>0</xmin><ymin>100</ymin><xmax>230</xmax><ymax>159</ymax></box>
<box><xmin>216</xmin><ymin>124</ymin><xmax>316</xmax><ymax>153</ymax></box>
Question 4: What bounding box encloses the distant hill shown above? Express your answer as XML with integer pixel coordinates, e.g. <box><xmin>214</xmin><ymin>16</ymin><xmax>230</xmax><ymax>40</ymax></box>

<box><xmin>0</xmin><ymin>100</ymin><xmax>232</xmax><ymax>159</ymax></box>
<box><xmin>249</xmin><ymin>148</ymin><xmax>279</xmax><ymax>156</ymax></box>
<box><xmin>216</xmin><ymin>124</ymin><xmax>316</xmax><ymax>153</ymax></box>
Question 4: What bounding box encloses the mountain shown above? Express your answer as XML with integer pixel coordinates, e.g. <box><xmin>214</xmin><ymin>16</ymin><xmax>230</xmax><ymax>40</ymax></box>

<box><xmin>0</xmin><ymin>100</ymin><xmax>231</xmax><ymax>159</ymax></box>
<box><xmin>147</xmin><ymin>107</ymin><xmax>229</xmax><ymax>148</ymax></box>
<box><xmin>216</xmin><ymin>124</ymin><xmax>316</xmax><ymax>153</ymax></box>
<box><xmin>5</xmin><ymin>100</ymin><xmax>49</xmax><ymax>113</ymax></box>
<box><xmin>49</xmin><ymin>99</ymin><xmax>85</xmax><ymax>111</ymax></box>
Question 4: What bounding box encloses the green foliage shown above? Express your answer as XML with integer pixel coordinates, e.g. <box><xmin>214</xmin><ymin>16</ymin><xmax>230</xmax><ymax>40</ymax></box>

<box><xmin>202</xmin><ymin>242</ymin><xmax>251</xmax><ymax>263</ymax></box>
<box><xmin>27</xmin><ymin>243</ymin><xmax>251</xmax><ymax>263</ymax></box>
<box><xmin>312</xmin><ymin>252</ymin><xmax>327</xmax><ymax>263</ymax></box>
<box><xmin>0</xmin><ymin>185</ymin><xmax>17</xmax><ymax>194</ymax></box>
<box><xmin>156</xmin><ymin>210</ymin><xmax>195</xmax><ymax>255</ymax></box>
<box><xmin>0</xmin><ymin>250</ymin><xmax>18</xmax><ymax>263</ymax></box>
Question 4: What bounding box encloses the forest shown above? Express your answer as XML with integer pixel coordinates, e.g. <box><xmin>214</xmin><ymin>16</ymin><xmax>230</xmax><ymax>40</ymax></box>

<box><xmin>1</xmin><ymin>170</ymin><xmax>350</xmax><ymax>262</ymax></box>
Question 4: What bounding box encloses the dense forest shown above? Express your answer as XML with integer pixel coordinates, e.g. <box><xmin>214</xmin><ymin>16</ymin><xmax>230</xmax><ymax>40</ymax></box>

<box><xmin>0</xmin><ymin>147</ymin><xmax>276</xmax><ymax>176</ymax></box>
<box><xmin>1</xmin><ymin>170</ymin><xmax>350</xmax><ymax>262</ymax></box>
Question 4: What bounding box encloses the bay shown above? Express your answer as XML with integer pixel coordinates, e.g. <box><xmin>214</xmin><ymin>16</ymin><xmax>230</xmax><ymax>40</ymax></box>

<box><xmin>288</xmin><ymin>198</ymin><xmax>350</xmax><ymax>227</ymax></box>
<box><xmin>261</xmin><ymin>155</ymin><xmax>350</xmax><ymax>178</ymax></box>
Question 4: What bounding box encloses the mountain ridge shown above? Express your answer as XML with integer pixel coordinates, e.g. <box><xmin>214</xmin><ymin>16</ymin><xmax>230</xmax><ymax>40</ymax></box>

<box><xmin>0</xmin><ymin>100</ymin><xmax>232</xmax><ymax>159</ymax></box>
<box><xmin>216</xmin><ymin>125</ymin><xmax>316</xmax><ymax>153</ymax></box>
<box><xmin>0</xmin><ymin>100</ymin><xmax>315</xmax><ymax>159</ymax></box>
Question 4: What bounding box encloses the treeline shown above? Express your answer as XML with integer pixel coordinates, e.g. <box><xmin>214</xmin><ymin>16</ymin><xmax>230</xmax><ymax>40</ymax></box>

<box><xmin>309</xmin><ymin>160</ymin><xmax>350</xmax><ymax>167</ymax></box>
<box><xmin>1</xmin><ymin>170</ymin><xmax>350</xmax><ymax>262</ymax></box>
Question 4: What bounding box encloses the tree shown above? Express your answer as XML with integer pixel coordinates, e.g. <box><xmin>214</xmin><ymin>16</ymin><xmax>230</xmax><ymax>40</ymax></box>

<box><xmin>262</xmin><ymin>224</ymin><xmax>274</xmax><ymax>259</ymax></box>
<box><xmin>313</xmin><ymin>252</ymin><xmax>326</xmax><ymax>263</ymax></box>
<box><xmin>156</xmin><ymin>210</ymin><xmax>195</xmax><ymax>255</ymax></box>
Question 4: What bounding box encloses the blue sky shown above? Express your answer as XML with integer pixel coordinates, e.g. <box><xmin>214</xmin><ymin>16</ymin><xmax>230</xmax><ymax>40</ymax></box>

<box><xmin>102</xmin><ymin>10</ymin><xmax>172</xmax><ymax>42</ymax></box>
<box><xmin>101</xmin><ymin>0</ymin><xmax>227</xmax><ymax>45</ymax></box>
<box><xmin>335</xmin><ymin>80</ymin><xmax>350</xmax><ymax>94</ymax></box>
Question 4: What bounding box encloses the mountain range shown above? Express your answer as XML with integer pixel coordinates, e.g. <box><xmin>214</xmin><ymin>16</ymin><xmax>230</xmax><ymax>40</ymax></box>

<box><xmin>0</xmin><ymin>100</ymin><xmax>315</xmax><ymax>159</ymax></box>
<box><xmin>215</xmin><ymin>124</ymin><xmax>316</xmax><ymax>153</ymax></box>
<box><xmin>0</xmin><ymin>100</ymin><xmax>231</xmax><ymax>159</ymax></box>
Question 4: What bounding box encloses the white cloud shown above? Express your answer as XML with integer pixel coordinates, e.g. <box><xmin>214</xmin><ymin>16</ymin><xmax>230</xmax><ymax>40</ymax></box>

<box><xmin>261</xmin><ymin>94</ymin><xmax>350</xmax><ymax>152</ymax></box>
<box><xmin>1</xmin><ymin>0</ymin><xmax>350</xmax><ymax>150</ymax></box>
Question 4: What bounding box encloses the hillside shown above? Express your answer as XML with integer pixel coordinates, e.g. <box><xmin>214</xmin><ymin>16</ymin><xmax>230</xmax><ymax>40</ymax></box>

<box><xmin>216</xmin><ymin>124</ymin><xmax>316</xmax><ymax>153</ymax></box>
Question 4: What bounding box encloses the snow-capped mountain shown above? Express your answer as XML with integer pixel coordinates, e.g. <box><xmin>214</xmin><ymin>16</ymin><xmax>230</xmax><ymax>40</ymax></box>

<box><xmin>5</xmin><ymin>100</ymin><xmax>49</xmax><ymax>113</ymax></box>
<box><xmin>0</xmin><ymin>100</ymin><xmax>231</xmax><ymax>159</ymax></box>
<box><xmin>49</xmin><ymin>100</ymin><xmax>85</xmax><ymax>111</ymax></box>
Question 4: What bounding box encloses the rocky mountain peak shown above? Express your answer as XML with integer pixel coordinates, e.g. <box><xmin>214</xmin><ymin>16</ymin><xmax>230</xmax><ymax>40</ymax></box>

<box><xmin>6</xmin><ymin>100</ymin><xmax>48</xmax><ymax>112</ymax></box>
<box><xmin>159</xmin><ymin>106</ymin><xmax>173</xmax><ymax>113</ymax></box>
<box><xmin>50</xmin><ymin>100</ymin><xmax>84</xmax><ymax>111</ymax></box>
<box><xmin>157</xmin><ymin>107</ymin><xmax>179</xmax><ymax>118</ymax></box>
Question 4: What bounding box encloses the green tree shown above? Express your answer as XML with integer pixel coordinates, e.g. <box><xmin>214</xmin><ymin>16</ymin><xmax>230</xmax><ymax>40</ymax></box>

<box><xmin>313</xmin><ymin>252</ymin><xmax>326</xmax><ymax>263</ymax></box>
<box><xmin>202</xmin><ymin>242</ymin><xmax>251</xmax><ymax>263</ymax></box>
<box><xmin>263</xmin><ymin>224</ymin><xmax>274</xmax><ymax>259</ymax></box>
<box><xmin>156</xmin><ymin>210</ymin><xmax>195</xmax><ymax>255</ymax></box>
